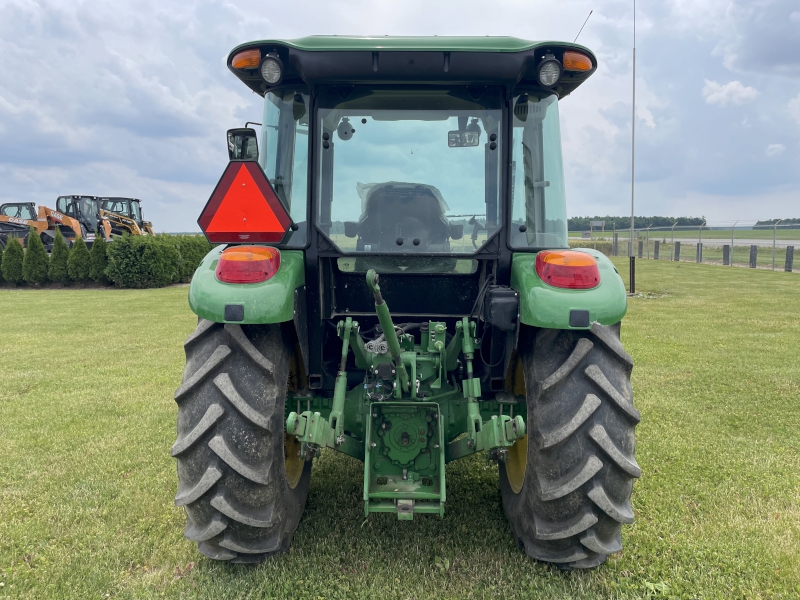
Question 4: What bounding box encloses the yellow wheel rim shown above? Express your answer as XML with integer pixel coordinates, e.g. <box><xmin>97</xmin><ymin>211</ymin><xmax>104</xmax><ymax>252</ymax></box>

<box><xmin>505</xmin><ymin>434</ymin><xmax>528</xmax><ymax>494</ymax></box>
<box><xmin>284</xmin><ymin>433</ymin><xmax>304</xmax><ymax>489</ymax></box>
<box><xmin>505</xmin><ymin>355</ymin><xmax>528</xmax><ymax>494</ymax></box>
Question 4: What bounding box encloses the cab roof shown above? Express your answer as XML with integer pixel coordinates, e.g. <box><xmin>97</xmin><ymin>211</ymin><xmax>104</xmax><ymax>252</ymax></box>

<box><xmin>227</xmin><ymin>36</ymin><xmax>597</xmax><ymax>98</ymax></box>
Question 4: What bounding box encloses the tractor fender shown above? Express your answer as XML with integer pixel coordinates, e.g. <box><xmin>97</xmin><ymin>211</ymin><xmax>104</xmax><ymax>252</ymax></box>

<box><xmin>188</xmin><ymin>246</ymin><xmax>306</xmax><ymax>325</ymax></box>
<box><xmin>510</xmin><ymin>249</ymin><xmax>627</xmax><ymax>330</ymax></box>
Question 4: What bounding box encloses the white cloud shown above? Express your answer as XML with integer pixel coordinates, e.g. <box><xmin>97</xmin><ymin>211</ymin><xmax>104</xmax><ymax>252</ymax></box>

<box><xmin>765</xmin><ymin>144</ymin><xmax>785</xmax><ymax>157</ymax></box>
<box><xmin>790</xmin><ymin>94</ymin><xmax>800</xmax><ymax>125</ymax></box>
<box><xmin>1</xmin><ymin>0</ymin><xmax>799</xmax><ymax>229</ymax></box>
<box><xmin>702</xmin><ymin>80</ymin><xmax>760</xmax><ymax>106</ymax></box>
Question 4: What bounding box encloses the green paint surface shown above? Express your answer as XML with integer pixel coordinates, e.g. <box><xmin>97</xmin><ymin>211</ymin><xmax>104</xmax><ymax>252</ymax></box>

<box><xmin>230</xmin><ymin>36</ymin><xmax>595</xmax><ymax>55</ymax></box>
<box><xmin>187</xmin><ymin>246</ymin><xmax>304</xmax><ymax>324</ymax></box>
<box><xmin>511</xmin><ymin>249</ymin><xmax>628</xmax><ymax>328</ymax></box>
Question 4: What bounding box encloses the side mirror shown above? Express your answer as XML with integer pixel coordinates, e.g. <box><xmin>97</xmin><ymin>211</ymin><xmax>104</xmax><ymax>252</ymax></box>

<box><xmin>227</xmin><ymin>128</ymin><xmax>259</xmax><ymax>161</ymax></box>
<box><xmin>449</xmin><ymin>223</ymin><xmax>464</xmax><ymax>240</ymax></box>
<box><xmin>344</xmin><ymin>221</ymin><xmax>359</xmax><ymax>238</ymax></box>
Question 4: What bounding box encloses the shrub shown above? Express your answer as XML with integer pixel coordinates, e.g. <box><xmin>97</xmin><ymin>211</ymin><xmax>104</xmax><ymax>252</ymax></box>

<box><xmin>68</xmin><ymin>236</ymin><xmax>91</xmax><ymax>282</ymax></box>
<box><xmin>0</xmin><ymin>241</ymin><xmax>4</xmax><ymax>283</ymax></box>
<box><xmin>106</xmin><ymin>234</ymin><xmax>179</xmax><ymax>288</ymax></box>
<box><xmin>2</xmin><ymin>237</ymin><xmax>24</xmax><ymax>284</ymax></box>
<box><xmin>162</xmin><ymin>234</ymin><xmax>212</xmax><ymax>282</ymax></box>
<box><xmin>48</xmin><ymin>229</ymin><xmax>71</xmax><ymax>283</ymax></box>
<box><xmin>89</xmin><ymin>235</ymin><xmax>109</xmax><ymax>283</ymax></box>
<box><xmin>569</xmin><ymin>239</ymin><xmax>613</xmax><ymax>257</ymax></box>
<box><xmin>23</xmin><ymin>228</ymin><xmax>49</xmax><ymax>285</ymax></box>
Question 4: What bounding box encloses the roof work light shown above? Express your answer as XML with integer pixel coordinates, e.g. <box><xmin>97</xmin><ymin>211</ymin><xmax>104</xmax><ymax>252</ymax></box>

<box><xmin>260</xmin><ymin>55</ymin><xmax>283</xmax><ymax>84</ymax></box>
<box><xmin>537</xmin><ymin>54</ymin><xmax>562</xmax><ymax>88</ymax></box>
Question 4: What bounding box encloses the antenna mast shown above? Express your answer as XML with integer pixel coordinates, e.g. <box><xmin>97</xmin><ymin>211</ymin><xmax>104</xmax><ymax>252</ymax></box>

<box><xmin>574</xmin><ymin>10</ymin><xmax>593</xmax><ymax>43</ymax></box>
<box><xmin>629</xmin><ymin>0</ymin><xmax>636</xmax><ymax>293</ymax></box>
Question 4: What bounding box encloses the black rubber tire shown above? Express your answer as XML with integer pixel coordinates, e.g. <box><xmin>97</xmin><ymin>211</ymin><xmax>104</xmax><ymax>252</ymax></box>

<box><xmin>500</xmin><ymin>322</ymin><xmax>640</xmax><ymax>569</ymax></box>
<box><xmin>172</xmin><ymin>319</ymin><xmax>311</xmax><ymax>563</ymax></box>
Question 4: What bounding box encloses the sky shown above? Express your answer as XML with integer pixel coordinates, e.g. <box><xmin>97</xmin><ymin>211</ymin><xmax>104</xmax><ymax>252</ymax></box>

<box><xmin>1</xmin><ymin>0</ymin><xmax>798</xmax><ymax>232</ymax></box>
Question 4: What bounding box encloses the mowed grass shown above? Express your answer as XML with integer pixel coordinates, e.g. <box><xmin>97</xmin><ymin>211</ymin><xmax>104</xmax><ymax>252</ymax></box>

<box><xmin>1</xmin><ymin>262</ymin><xmax>799</xmax><ymax>599</ymax></box>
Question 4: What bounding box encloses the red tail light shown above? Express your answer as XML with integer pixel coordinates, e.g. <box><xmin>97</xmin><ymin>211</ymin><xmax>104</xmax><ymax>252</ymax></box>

<box><xmin>535</xmin><ymin>250</ymin><xmax>600</xmax><ymax>289</ymax></box>
<box><xmin>215</xmin><ymin>246</ymin><xmax>280</xmax><ymax>284</ymax></box>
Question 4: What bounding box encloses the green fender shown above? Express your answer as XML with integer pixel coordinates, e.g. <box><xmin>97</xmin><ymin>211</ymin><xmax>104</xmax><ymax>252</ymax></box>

<box><xmin>510</xmin><ymin>249</ymin><xmax>627</xmax><ymax>329</ymax></box>
<box><xmin>188</xmin><ymin>246</ymin><xmax>305</xmax><ymax>324</ymax></box>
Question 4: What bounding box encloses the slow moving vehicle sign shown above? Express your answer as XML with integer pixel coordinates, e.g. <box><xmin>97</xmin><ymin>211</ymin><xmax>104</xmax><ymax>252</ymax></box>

<box><xmin>198</xmin><ymin>161</ymin><xmax>292</xmax><ymax>243</ymax></box>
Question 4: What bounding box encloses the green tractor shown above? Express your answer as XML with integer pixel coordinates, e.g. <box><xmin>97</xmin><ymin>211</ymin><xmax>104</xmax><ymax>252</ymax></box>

<box><xmin>174</xmin><ymin>36</ymin><xmax>639</xmax><ymax>569</ymax></box>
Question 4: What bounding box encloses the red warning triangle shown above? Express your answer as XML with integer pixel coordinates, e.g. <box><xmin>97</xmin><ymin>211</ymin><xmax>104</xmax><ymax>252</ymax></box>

<box><xmin>198</xmin><ymin>161</ymin><xmax>292</xmax><ymax>243</ymax></box>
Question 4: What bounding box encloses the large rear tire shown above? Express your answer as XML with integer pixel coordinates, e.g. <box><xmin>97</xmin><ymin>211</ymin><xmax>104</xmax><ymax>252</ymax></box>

<box><xmin>172</xmin><ymin>319</ymin><xmax>311</xmax><ymax>563</ymax></box>
<box><xmin>500</xmin><ymin>322</ymin><xmax>640</xmax><ymax>569</ymax></box>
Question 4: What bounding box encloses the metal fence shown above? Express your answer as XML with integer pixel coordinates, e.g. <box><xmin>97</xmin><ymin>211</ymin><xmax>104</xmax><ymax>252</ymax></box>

<box><xmin>572</xmin><ymin>223</ymin><xmax>800</xmax><ymax>272</ymax></box>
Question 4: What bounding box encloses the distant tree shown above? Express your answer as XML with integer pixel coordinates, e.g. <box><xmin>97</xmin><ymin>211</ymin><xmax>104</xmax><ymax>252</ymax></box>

<box><xmin>567</xmin><ymin>215</ymin><xmax>705</xmax><ymax>231</ymax></box>
<box><xmin>68</xmin><ymin>236</ymin><xmax>91</xmax><ymax>282</ymax></box>
<box><xmin>754</xmin><ymin>218</ymin><xmax>800</xmax><ymax>229</ymax></box>
<box><xmin>22</xmin><ymin>228</ymin><xmax>49</xmax><ymax>285</ymax></box>
<box><xmin>2</xmin><ymin>238</ymin><xmax>24</xmax><ymax>285</ymax></box>
<box><xmin>48</xmin><ymin>229</ymin><xmax>71</xmax><ymax>283</ymax></box>
<box><xmin>89</xmin><ymin>234</ymin><xmax>109</xmax><ymax>284</ymax></box>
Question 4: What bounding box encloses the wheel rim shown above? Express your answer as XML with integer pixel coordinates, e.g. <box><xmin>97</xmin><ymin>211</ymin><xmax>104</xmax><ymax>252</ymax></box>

<box><xmin>505</xmin><ymin>355</ymin><xmax>528</xmax><ymax>494</ymax></box>
<box><xmin>505</xmin><ymin>434</ymin><xmax>528</xmax><ymax>494</ymax></box>
<box><xmin>284</xmin><ymin>433</ymin><xmax>304</xmax><ymax>489</ymax></box>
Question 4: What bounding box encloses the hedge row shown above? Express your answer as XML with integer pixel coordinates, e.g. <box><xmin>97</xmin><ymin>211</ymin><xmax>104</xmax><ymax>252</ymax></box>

<box><xmin>0</xmin><ymin>229</ymin><xmax>211</xmax><ymax>288</ymax></box>
<box><xmin>569</xmin><ymin>239</ymin><xmax>613</xmax><ymax>257</ymax></box>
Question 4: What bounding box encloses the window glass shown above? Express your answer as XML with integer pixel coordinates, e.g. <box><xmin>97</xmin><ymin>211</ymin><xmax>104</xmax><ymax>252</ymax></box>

<box><xmin>316</xmin><ymin>88</ymin><xmax>503</xmax><ymax>255</ymax></box>
<box><xmin>260</xmin><ymin>89</ymin><xmax>309</xmax><ymax>247</ymax></box>
<box><xmin>509</xmin><ymin>93</ymin><xmax>568</xmax><ymax>249</ymax></box>
<box><xmin>79</xmin><ymin>197</ymin><xmax>98</xmax><ymax>231</ymax></box>
<box><xmin>131</xmin><ymin>202</ymin><xmax>142</xmax><ymax>223</ymax></box>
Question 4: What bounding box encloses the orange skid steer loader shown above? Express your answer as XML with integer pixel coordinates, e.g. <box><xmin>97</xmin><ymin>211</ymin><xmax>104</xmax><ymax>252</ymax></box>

<box><xmin>0</xmin><ymin>196</ymin><xmax>111</xmax><ymax>251</ymax></box>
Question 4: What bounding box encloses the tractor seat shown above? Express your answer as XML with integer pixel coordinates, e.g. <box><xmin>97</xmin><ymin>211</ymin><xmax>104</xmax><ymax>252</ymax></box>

<box><xmin>357</xmin><ymin>187</ymin><xmax>449</xmax><ymax>249</ymax></box>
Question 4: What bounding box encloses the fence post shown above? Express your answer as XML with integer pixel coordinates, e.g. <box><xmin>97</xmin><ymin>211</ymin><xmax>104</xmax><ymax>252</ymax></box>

<box><xmin>637</xmin><ymin>240</ymin><xmax>643</xmax><ymax>258</ymax></box>
<box><xmin>723</xmin><ymin>245</ymin><xmax>730</xmax><ymax>265</ymax></box>
<box><xmin>786</xmin><ymin>246</ymin><xmax>795</xmax><ymax>272</ymax></box>
<box><xmin>749</xmin><ymin>245</ymin><xmax>758</xmax><ymax>268</ymax></box>
<box><xmin>613</xmin><ymin>233</ymin><xmax>619</xmax><ymax>256</ymax></box>
<box><xmin>772</xmin><ymin>220</ymin><xmax>781</xmax><ymax>271</ymax></box>
<box><xmin>654</xmin><ymin>240</ymin><xmax>660</xmax><ymax>260</ymax></box>
<box><xmin>674</xmin><ymin>241</ymin><xmax>681</xmax><ymax>261</ymax></box>
<box><xmin>696</xmin><ymin>243</ymin><xmax>703</xmax><ymax>263</ymax></box>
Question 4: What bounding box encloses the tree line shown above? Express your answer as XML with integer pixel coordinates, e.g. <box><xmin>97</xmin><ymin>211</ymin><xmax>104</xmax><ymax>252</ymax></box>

<box><xmin>1</xmin><ymin>228</ymin><xmax>211</xmax><ymax>288</ymax></box>
<box><xmin>754</xmin><ymin>218</ymin><xmax>800</xmax><ymax>229</ymax></box>
<box><xmin>567</xmin><ymin>216</ymin><xmax>705</xmax><ymax>231</ymax></box>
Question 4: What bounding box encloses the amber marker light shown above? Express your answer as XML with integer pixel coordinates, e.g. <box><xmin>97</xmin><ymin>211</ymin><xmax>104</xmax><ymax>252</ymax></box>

<box><xmin>563</xmin><ymin>51</ymin><xmax>593</xmax><ymax>72</ymax></box>
<box><xmin>215</xmin><ymin>246</ymin><xmax>280</xmax><ymax>284</ymax></box>
<box><xmin>231</xmin><ymin>49</ymin><xmax>261</xmax><ymax>69</ymax></box>
<box><xmin>535</xmin><ymin>250</ymin><xmax>600</xmax><ymax>289</ymax></box>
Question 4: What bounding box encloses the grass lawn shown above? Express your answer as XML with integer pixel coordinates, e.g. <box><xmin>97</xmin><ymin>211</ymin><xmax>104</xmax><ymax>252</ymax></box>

<box><xmin>1</xmin><ymin>261</ymin><xmax>799</xmax><ymax>599</ymax></box>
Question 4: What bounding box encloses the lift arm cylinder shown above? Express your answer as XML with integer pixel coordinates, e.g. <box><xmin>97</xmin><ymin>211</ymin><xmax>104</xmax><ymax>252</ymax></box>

<box><xmin>366</xmin><ymin>270</ymin><xmax>410</xmax><ymax>393</ymax></box>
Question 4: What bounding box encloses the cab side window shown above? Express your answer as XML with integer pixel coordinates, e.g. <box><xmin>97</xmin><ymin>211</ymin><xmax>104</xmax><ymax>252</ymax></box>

<box><xmin>56</xmin><ymin>197</ymin><xmax>75</xmax><ymax>216</ymax></box>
